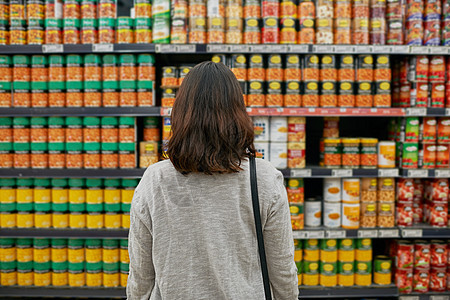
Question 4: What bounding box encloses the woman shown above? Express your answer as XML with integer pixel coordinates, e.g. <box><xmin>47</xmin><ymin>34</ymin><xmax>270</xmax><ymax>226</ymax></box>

<box><xmin>127</xmin><ymin>61</ymin><xmax>298</xmax><ymax>300</ymax></box>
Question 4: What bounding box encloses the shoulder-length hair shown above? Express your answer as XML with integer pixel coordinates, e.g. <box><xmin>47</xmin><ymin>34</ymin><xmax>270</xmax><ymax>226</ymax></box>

<box><xmin>167</xmin><ymin>61</ymin><xmax>255</xmax><ymax>174</ymax></box>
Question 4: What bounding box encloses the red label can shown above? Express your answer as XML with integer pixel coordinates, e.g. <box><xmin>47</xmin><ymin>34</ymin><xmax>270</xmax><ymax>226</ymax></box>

<box><xmin>422</xmin><ymin>117</ymin><xmax>437</xmax><ymax>142</ymax></box>
<box><xmin>397</xmin><ymin>200</ymin><xmax>414</xmax><ymax>227</ymax></box>
<box><xmin>429</xmin><ymin>56</ymin><xmax>446</xmax><ymax>82</ymax></box>
<box><xmin>430</xmin><ymin>267</ymin><xmax>447</xmax><ymax>292</ymax></box>
<box><xmin>397</xmin><ymin>178</ymin><xmax>415</xmax><ymax>201</ymax></box>
<box><xmin>429</xmin><ymin>201</ymin><xmax>448</xmax><ymax>227</ymax></box>
<box><xmin>437</xmin><ymin>118</ymin><xmax>450</xmax><ymax>143</ymax></box>
<box><xmin>413</xmin><ymin>201</ymin><xmax>424</xmax><ymax>224</ymax></box>
<box><xmin>436</xmin><ymin>144</ymin><xmax>450</xmax><ymax>168</ymax></box>
<box><xmin>414</xmin><ymin>240</ymin><xmax>431</xmax><ymax>269</ymax></box>
<box><xmin>413</xmin><ymin>269</ymin><xmax>430</xmax><ymax>293</ymax></box>
<box><xmin>431</xmin><ymin>240</ymin><xmax>448</xmax><ymax>268</ymax></box>
<box><xmin>413</xmin><ymin>179</ymin><xmax>424</xmax><ymax>201</ymax></box>
<box><xmin>430</xmin><ymin>83</ymin><xmax>445</xmax><ymax>108</ymax></box>
<box><xmin>397</xmin><ymin>240</ymin><xmax>414</xmax><ymax>269</ymax></box>
<box><xmin>396</xmin><ymin>269</ymin><xmax>413</xmax><ymax>294</ymax></box>
<box><xmin>422</xmin><ymin>143</ymin><xmax>436</xmax><ymax>168</ymax></box>
<box><xmin>430</xmin><ymin>179</ymin><xmax>449</xmax><ymax>201</ymax></box>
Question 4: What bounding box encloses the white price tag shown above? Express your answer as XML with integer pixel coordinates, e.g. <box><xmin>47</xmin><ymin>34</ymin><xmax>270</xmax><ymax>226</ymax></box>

<box><xmin>287</xmin><ymin>45</ymin><xmax>309</xmax><ymax>53</ymax></box>
<box><xmin>161</xmin><ymin>107</ymin><xmax>172</xmax><ymax>116</ymax></box>
<box><xmin>249</xmin><ymin>45</ymin><xmax>265</xmax><ymax>52</ymax></box>
<box><xmin>325</xmin><ymin>230</ymin><xmax>346</xmax><ymax>238</ymax></box>
<box><xmin>378</xmin><ymin>169</ymin><xmax>399</xmax><ymax>177</ymax></box>
<box><xmin>308</xmin><ymin>108</ymin><xmax>316</xmax><ymax>113</ymax></box>
<box><xmin>402</xmin><ymin>229</ymin><xmax>423</xmax><ymax>238</ymax></box>
<box><xmin>446</xmin><ymin>108</ymin><xmax>450</xmax><ymax>116</ymax></box>
<box><xmin>430</xmin><ymin>296</ymin><xmax>450</xmax><ymax>300</ymax></box>
<box><xmin>293</xmin><ymin>231</ymin><xmax>308</xmax><ymax>239</ymax></box>
<box><xmin>269</xmin><ymin>45</ymin><xmax>287</xmax><ymax>53</ymax></box>
<box><xmin>291</xmin><ymin>169</ymin><xmax>312</xmax><ymax>178</ymax></box>
<box><xmin>428</xmin><ymin>46</ymin><xmax>448</xmax><ymax>54</ymax></box>
<box><xmin>410</xmin><ymin>46</ymin><xmax>428</xmax><ymax>54</ymax></box>
<box><xmin>42</xmin><ymin>44</ymin><xmax>63</xmax><ymax>53</ymax></box>
<box><xmin>207</xmin><ymin>45</ymin><xmax>229</xmax><ymax>53</ymax></box>
<box><xmin>392</xmin><ymin>46</ymin><xmax>410</xmax><ymax>54</ymax></box>
<box><xmin>435</xmin><ymin>170</ymin><xmax>450</xmax><ymax>178</ymax></box>
<box><xmin>340</xmin><ymin>108</ymin><xmax>347</xmax><ymax>113</ymax></box>
<box><xmin>331</xmin><ymin>169</ymin><xmax>352</xmax><ymax>177</ymax></box>
<box><xmin>307</xmin><ymin>231</ymin><xmax>325</xmax><ymax>239</ymax></box>
<box><xmin>378</xmin><ymin>229</ymin><xmax>400</xmax><ymax>238</ymax></box>
<box><xmin>406</xmin><ymin>107</ymin><xmax>427</xmax><ymax>116</ymax></box>
<box><xmin>230</xmin><ymin>45</ymin><xmax>249</xmax><ymax>52</ymax></box>
<box><xmin>92</xmin><ymin>43</ymin><xmax>114</xmax><ymax>52</ymax></box>
<box><xmin>373</xmin><ymin>45</ymin><xmax>391</xmax><ymax>53</ymax></box>
<box><xmin>334</xmin><ymin>45</ymin><xmax>354</xmax><ymax>53</ymax></box>
<box><xmin>177</xmin><ymin>45</ymin><xmax>196</xmax><ymax>53</ymax></box>
<box><xmin>399</xmin><ymin>296</ymin><xmax>419</xmax><ymax>300</ymax></box>
<box><xmin>313</xmin><ymin>45</ymin><xmax>335</xmax><ymax>53</ymax></box>
<box><xmin>407</xmin><ymin>169</ymin><xmax>429</xmax><ymax>178</ymax></box>
<box><xmin>358</xmin><ymin>230</ymin><xmax>378</xmax><ymax>238</ymax></box>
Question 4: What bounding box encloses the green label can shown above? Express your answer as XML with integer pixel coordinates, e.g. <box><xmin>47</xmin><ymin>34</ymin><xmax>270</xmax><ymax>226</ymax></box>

<box><xmin>338</xmin><ymin>261</ymin><xmax>354</xmax><ymax>275</ymax></box>
<box><xmin>338</xmin><ymin>239</ymin><xmax>355</xmax><ymax>251</ymax></box>
<box><xmin>356</xmin><ymin>239</ymin><xmax>372</xmax><ymax>250</ymax></box>
<box><xmin>401</xmin><ymin>142</ymin><xmax>419</xmax><ymax>168</ymax></box>
<box><xmin>355</xmin><ymin>261</ymin><xmax>372</xmax><ymax>275</ymax></box>
<box><xmin>320</xmin><ymin>239</ymin><xmax>337</xmax><ymax>251</ymax></box>
<box><xmin>303</xmin><ymin>260</ymin><xmax>319</xmax><ymax>275</ymax></box>
<box><xmin>304</xmin><ymin>239</ymin><xmax>319</xmax><ymax>250</ymax></box>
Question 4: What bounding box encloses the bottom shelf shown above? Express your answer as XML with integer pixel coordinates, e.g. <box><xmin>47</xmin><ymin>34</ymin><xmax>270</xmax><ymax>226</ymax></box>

<box><xmin>0</xmin><ymin>287</ymin><xmax>126</xmax><ymax>298</ymax></box>
<box><xmin>299</xmin><ymin>285</ymin><xmax>399</xmax><ymax>298</ymax></box>
<box><xmin>399</xmin><ymin>292</ymin><xmax>450</xmax><ymax>300</ymax></box>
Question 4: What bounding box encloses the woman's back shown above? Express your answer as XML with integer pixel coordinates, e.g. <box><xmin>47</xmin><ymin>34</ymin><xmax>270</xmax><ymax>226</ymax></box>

<box><xmin>127</xmin><ymin>158</ymin><xmax>298</xmax><ymax>299</ymax></box>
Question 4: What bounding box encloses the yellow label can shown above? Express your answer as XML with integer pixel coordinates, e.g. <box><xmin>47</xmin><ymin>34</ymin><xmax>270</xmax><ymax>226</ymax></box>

<box><xmin>0</xmin><ymin>246</ymin><xmax>16</xmax><ymax>261</ymax></box>
<box><xmin>51</xmin><ymin>248</ymin><xmax>68</xmax><ymax>263</ymax></box>
<box><xmin>68</xmin><ymin>248</ymin><xmax>85</xmax><ymax>263</ymax></box>
<box><xmin>35</xmin><ymin>213</ymin><xmax>51</xmax><ymax>228</ymax></box>
<box><xmin>303</xmin><ymin>273</ymin><xmax>319</xmax><ymax>286</ymax></box>
<box><xmin>86</xmin><ymin>271</ymin><xmax>103</xmax><ymax>287</ymax></box>
<box><xmin>105</xmin><ymin>213</ymin><xmax>121</xmax><ymax>229</ymax></box>
<box><xmin>121</xmin><ymin>213</ymin><xmax>130</xmax><ymax>229</ymax></box>
<box><xmin>338</xmin><ymin>274</ymin><xmax>354</xmax><ymax>286</ymax></box>
<box><xmin>17</xmin><ymin>247</ymin><xmax>33</xmax><ymax>262</ymax></box>
<box><xmin>86</xmin><ymin>189</ymin><xmax>103</xmax><ymax>204</ymax></box>
<box><xmin>69</xmin><ymin>213</ymin><xmax>86</xmax><ymax>228</ymax></box>
<box><xmin>34</xmin><ymin>189</ymin><xmax>51</xmax><ymax>204</ymax></box>
<box><xmin>52</xmin><ymin>189</ymin><xmax>68</xmax><ymax>204</ymax></box>
<box><xmin>0</xmin><ymin>189</ymin><xmax>15</xmax><ymax>203</ymax></box>
<box><xmin>85</xmin><ymin>248</ymin><xmax>102</xmax><ymax>263</ymax></box>
<box><xmin>120</xmin><ymin>249</ymin><xmax>129</xmax><ymax>264</ymax></box>
<box><xmin>34</xmin><ymin>270</ymin><xmax>51</xmax><ymax>286</ymax></box>
<box><xmin>1</xmin><ymin>270</ymin><xmax>17</xmax><ymax>286</ymax></box>
<box><xmin>17</xmin><ymin>189</ymin><xmax>33</xmax><ymax>203</ymax></box>
<box><xmin>320</xmin><ymin>250</ymin><xmax>338</xmax><ymax>263</ymax></box>
<box><xmin>120</xmin><ymin>271</ymin><xmax>128</xmax><ymax>287</ymax></box>
<box><xmin>1</xmin><ymin>212</ymin><xmax>16</xmax><ymax>228</ymax></box>
<box><xmin>338</xmin><ymin>249</ymin><xmax>355</xmax><ymax>261</ymax></box>
<box><xmin>121</xmin><ymin>189</ymin><xmax>134</xmax><ymax>204</ymax></box>
<box><xmin>69</xmin><ymin>189</ymin><xmax>86</xmax><ymax>204</ymax></box>
<box><xmin>104</xmin><ymin>189</ymin><xmax>121</xmax><ymax>204</ymax></box>
<box><xmin>34</xmin><ymin>248</ymin><xmax>50</xmax><ymax>263</ymax></box>
<box><xmin>355</xmin><ymin>273</ymin><xmax>372</xmax><ymax>286</ymax></box>
<box><xmin>17</xmin><ymin>212</ymin><xmax>34</xmax><ymax>228</ymax></box>
<box><xmin>103</xmin><ymin>271</ymin><xmax>120</xmax><ymax>287</ymax></box>
<box><xmin>103</xmin><ymin>249</ymin><xmax>119</xmax><ymax>263</ymax></box>
<box><xmin>303</xmin><ymin>249</ymin><xmax>319</xmax><ymax>261</ymax></box>
<box><xmin>87</xmin><ymin>213</ymin><xmax>104</xmax><ymax>229</ymax></box>
<box><xmin>52</xmin><ymin>213</ymin><xmax>69</xmax><ymax>228</ymax></box>
<box><xmin>69</xmin><ymin>271</ymin><xmax>86</xmax><ymax>287</ymax></box>
<box><xmin>355</xmin><ymin>249</ymin><xmax>372</xmax><ymax>261</ymax></box>
<box><xmin>52</xmin><ymin>271</ymin><xmax>68</xmax><ymax>286</ymax></box>
<box><xmin>17</xmin><ymin>271</ymin><xmax>33</xmax><ymax>286</ymax></box>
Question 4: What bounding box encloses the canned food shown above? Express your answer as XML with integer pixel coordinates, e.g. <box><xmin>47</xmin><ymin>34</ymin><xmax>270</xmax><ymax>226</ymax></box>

<box><xmin>342</xmin><ymin>202</ymin><xmax>360</xmax><ymax>229</ymax></box>
<box><xmin>342</xmin><ymin>178</ymin><xmax>360</xmax><ymax>203</ymax></box>
<box><xmin>374</xmin><ymin>256</ymin><xmax>392</xmax><ymax>285</ymax></box>
<box><xmin>378</xmin><ymin>141</ymin><xmax>396</xmax><ymax>168</ymax></box>
<box><xmin>305</xmin><ymin>198</ymin><xmax>321</xmax><ymax>227</ymax></box>
<box><xmin>396</xmin><ymin>268</ymin><xmax>413</xmax><ymax>294</ymax></box>
<box><xmin>414</xmin><ymin>240</ymin><xmax>431</xmax><ymax>269</ymax></box>
<box><xmin>323</xmin><ymin>178</ymin><xmax>341</xmax><ymax>202</ymax></box>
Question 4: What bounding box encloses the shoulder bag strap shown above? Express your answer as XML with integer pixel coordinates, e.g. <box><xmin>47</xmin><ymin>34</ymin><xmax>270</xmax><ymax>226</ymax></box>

<box><xmin>249</xmin><ymin>155</ymin><xmax>272</xmax><ymax>300</ymax></box>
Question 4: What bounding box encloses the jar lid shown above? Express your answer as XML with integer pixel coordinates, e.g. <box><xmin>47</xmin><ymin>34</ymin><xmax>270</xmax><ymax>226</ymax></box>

<box><xmin>119</xmin><ymin>54</ymin><xmax>136</xmax><ymax>65</ymax></box>
<box><xmin>84</xmin><ymin>54</ymin><xmax>101</xmax><ymax>65</ymax></box>
<box><xmin>48</xmin><ymin>55</ymin><xmax>65</xmax><ymax>65</ymax></box>
<box><xmin>13</xmin><ymin>55</ymin><xmax>30</xmax><ymax>65</ymax></box>
<box><xmin>31</xmin><ymin>55</ymin><xmax>48</xmax><ymax>66</ymax></box>
<box><xmin>323</xmin><ymin>138</ymin><xmax>341</xmax><ymax>143</ymax></box>
<box><xmin>102</xmin><ymin>54</ymin><xmax>118</xmax><ymax>65</ymax></box>
<box><xmin>137</xmin><ymin>54</ymin><xmax>155</xmax><ymax>65</ymax></box>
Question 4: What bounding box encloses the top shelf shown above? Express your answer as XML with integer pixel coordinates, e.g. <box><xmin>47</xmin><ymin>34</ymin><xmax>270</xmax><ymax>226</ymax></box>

<box><xmin>0</xmin><ymin>44</ymin><xmax>449</xmax><ymax>55</ymax></box>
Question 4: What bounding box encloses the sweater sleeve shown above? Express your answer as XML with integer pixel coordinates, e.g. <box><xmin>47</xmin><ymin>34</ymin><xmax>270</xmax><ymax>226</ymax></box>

<box><xmin>263</xmin><ymin>172</ymin><xmax>299</xmax><ymax>300</ymax></box>
<box><xmin>126</xmin><ymin>191</ymin><xmax>155</xmax><ymax>300</ymax></box>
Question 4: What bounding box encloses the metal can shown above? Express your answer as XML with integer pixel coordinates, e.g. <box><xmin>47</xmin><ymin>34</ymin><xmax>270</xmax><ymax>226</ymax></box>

<box><xmin>396</xmin><ymin>200</ymin><xmax>414</xmax><ymax>227</ymax></box>
<box><xmin>323</xmin><ymin>201</ymin><xmax>341</xmax><ymax>228</ymax></box>
<box><xmin>319</xmin><ymin>261</ymin><xmax>338</xmax><ymax>287</ymax></box>
<box><xmin>320</xmin><ymin>239</ymin><xmax>338</xmax><ymax>262</ymax></box>
<box><xmin>378</xmin><ymin>141</ymin><xmax>396</xmax><ymax>168</ymax></box>
<box><xmin>396</xmin><ymin>268</ymin><xmax>413</xmax><ymax>294</ymax></box>
<box><xmin>287</xmin><ymin>117</ymin><xmax>306</xmax><ymax>142</ymax></box>
<box><xmin>355</xmin><ymin>260</ymin><xmax>372</xmax><ymax>286</ymax></box>
<box><xmin>342</xmin><ymin>202</ymin><xmax>360</xmax><ymax>229</ymax></box>
<box><xmin>290</xmin><ymin>202</ymin><xmax>304</xmax><ymax>230</ymax></box>
<box><xmin>323</xmin><ymin>178</ymin><xmax>341</xmax><ymax>202</ymax></box>
<box><xmin>305</xmin><ymin>198</ymin><xmax>321</xmax><ymax>227</ymax></box>
<box><xmin>303</xmin><ymin>261</ymin><xmax>319</xmax><ymax>286</ymax></box>
<box><xmin>430</xmin><ymin>240</ymin><xmax>448</xmax><ymax>268</ymax></box>
<box><xmin>338</xmin><ymin>261</ymin><xmax>354</xmax><ymax>286</ymax></box>
<box><xmin>430</xmin><ymin>267</ymin><xmax>447</xmax><ymax>292</ymax></box>
<box><xmin>270</xmin><ymin>117</ymin><xmax>288</xmax><ymax>142</ymax></box>
<box><xmin>413</xmin><ymin>268</ymin><xmax>430</xmax><ymax>293</ymax></box>
<box><xmin>374</xmin><ymin>255</ymin><xmax>392</xmax><ymax>285</ymax></box>
<box><xmin>414</xmin><ymin>240</ymin><xmax>431</xmax><ymax>269</ymax></box>
<box><xmin>342</xmin><ymin>178</ymin><xmax>360</xmax><ymax>203</ymax></box>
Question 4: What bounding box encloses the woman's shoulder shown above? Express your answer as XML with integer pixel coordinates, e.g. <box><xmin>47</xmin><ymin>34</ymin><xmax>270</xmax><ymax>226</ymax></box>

<box><xmin>255</xmin><ymin>158</ymin><xmax>282</xmax><ymax>178</ymax></box>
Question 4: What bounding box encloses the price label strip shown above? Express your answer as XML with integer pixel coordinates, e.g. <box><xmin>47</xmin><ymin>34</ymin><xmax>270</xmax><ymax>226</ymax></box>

<box><xmin>358</xmin><ymin>230</ymin><xmax>378</xmax><ymax>238</ymax></box>
<box><xmin>291</xmin><ymin>169</ymin><xmax>312</xmax><ymax>178</ymax></box>
<box><xmin>313</xmin><ymin>45</ymin><xmax>335</xmax><ymax>53</ymax></box>
<box><xmin>378</xmin><ymin>169</ymin><xmax>399</xmax><ymax>177</ymax></box>
<box><xmin>287</xmin><ymin>45</ymin><xmax>309</xmax><ymax>53</ymax></box>
<box><xmin>399</xmin><ymin>296</ymin><xmax>419</xmax><ymax>300</ymax></box>
<box><xmin>407</xmin><ymin>169</ymin><xmax>429</xmax><ymax>178</ymax></box>
<box><xmin>325</xmin><ymin>230</ymin><xmax>346</xmax><ymax>238</ymax></box>
<box><xmin>42</xmin><ymin>44</ymin><xmax>63</xmax><ymax>53</ymax></box>
<box><xmin>401</xmin><ymin>229</ymin><xmax>423</xmax><ymax>238</ymax></box>
<box><xmin>331</xmin><ymin>169</ymin><xmax>353</xmax><ymax>177</ymax></box>
<box><xmin>92</xmin><ymin>44</ymin><xmax>114</xmax><ymax>52</ymax></box>
<box><xmin>292</xmin><ymin>231</ymin><xmax>308</xmax><ymax>239</ymax></box>
<box><xmin>435</xmin><ymin>170</ymin><xmax>450</xmax><ymax>178</ymax></box>
<box><xmin>406</xmin><ymin>107</ymin><xmax>427</xmax><ymax>116</ymax></box>
<box><xmin>307</xmin><ymin>231</ymin><xmax>325</xmax><ymax>239</ymax></box>
<box><xmin>378</xmin><ymin>229</ymin><xmax>400</xmax><ymax>238</ymax></box>
<box><xmin>430</xmin><ymin>296</ymin><xmax>450</xmax><ymax>300</ymax></box>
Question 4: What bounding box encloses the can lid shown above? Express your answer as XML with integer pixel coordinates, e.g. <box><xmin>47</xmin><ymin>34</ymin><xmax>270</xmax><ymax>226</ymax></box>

<box><xmin>86</xmin><ymin>178</ymin><xmax>103</xmax><ymax>188</ymax></box>
<box><xmin>34</xmin><ymin>178</ymin><xmax>50</xmax><ymax>187</ymax></box>
<box><xmin>119</xmin><ymin>117</ymin><xmax>135</xmax><ymax>126</ymax></box>
<box><xmin>121</xmin><ymin>179</ymin><xmax>138</xmax><ymax>188</ymax></box>
<box><xmin>103</xmin><ymin>239</ymin><xmax>119</xmax><ymax>247</ymax></box>
<box><xmin>0</xmin><ymin>178</ymin><xmax>15</xmax><ymax>187</ymax></box>
<box><xmin>120</xmin><ymin>239</ymin><xmax>128</xmax><ymax>247</ymax></box>
<box><xmin>68</xmin><ymin>238</ymin><xmax>85</xmax><ymax>247</ymax></box>
<box><xmin>119</xmin><ymin>54</ymin><xmax>136</xmax><ymax>65</ymax></box>
<box><xmin>85</xmin><ymin>239</ymin><xmax>102</xmax><ymax>247</ymax></box>
<box><xmin>48</xmin><ymin>55</ymin><xmax>65</xmax><ymax>65</ymax></box>
<box><xmin>0</xmin><ymin>117</ymin><xmax>12</xmax><ymax>126</ymax></box>
<box><xmin>103</xmin><ymin>54</ymin><xmax>118</xmax><ymax>65</ymax></box>
<box><xmin>33</xmin><ymin>238</ymin><xmax>50</xmax><ymax>246</ymax></box>
<box><xmin>66</xmin><ymin>55</ymin><xmax>82</xmax><ymax>65</ymax></box>
<box><xmin>65</xmin><ymin>117</ymin><xmax>82</xmax><ymax>126</ymax></box>
<box><xmin>13</xmin><ymin>55</ymin><xmax>30</xmax><ymax>65</ymax></box>
<box><xmin>16</xmin><ymin>178</ymin><xmax>33</xmax><ymax>187</ymax></box>
<box><xmin>48</xmin><ymin>116</ymin><xmax>65</xmax><ymax>126</ymax></box>
<box><xmin>101</xmin><ymin>117</ymin><xmax>118</xmax><ymax>127</ymax></box>
<box><xmin>0</xmin><ymin>55</ymin><xmax>11</xmax><ymax>65</ymax></box>
<box><xmin>51</xmin><ymin>178</ymin><xmax>68</xmax><ymax>187</ymax></box>
<box><xmin>341</xmin><ymin>138</ymin><xmax>360</xmax><ymax>144</ymax></box>
<box><xmin>15</xmin><ymin>238</ymin><xmax>33</xmax><ymax>247</ymax></box>
<box><xmin>13</xmin><ymin>117</ymin><xmax>30</xmax><ymax>126</ymax></box>
<box><xmin>31</xmin><ymin>55</ymin><xmax>48</xmax><ymax>66</ymax></box>
<box><xmin>68</xmin><ymin>178</ymin><xmax>85</xmax><ymax>188</ymax></box>
<box><xmin>104</xmin><ymin>178</ymin><xmax>120</xmax><ymax>187</ymax></box>
<box><xmin>51</xmin><ymin>238</ymin><xmax>68</xmax><ymax>247</ymax></box>
<box><xmin>84</xmin><ymin>54</ymin><xmax>101</xmax><ymax>65</ymax></box>
<box><xmin>31</xmin><ymin>117</ymin><xmax>48</xmax><ymax>127</ymax></box>
<box><xmin>137</xmin><ymin>54</ymin><xmax>155</xmax><ymax>65</ymax></box>
<box><xmin>361</xmin><ymin>138</ymin><xmax>378</xmax><ymax>144</ymax></box>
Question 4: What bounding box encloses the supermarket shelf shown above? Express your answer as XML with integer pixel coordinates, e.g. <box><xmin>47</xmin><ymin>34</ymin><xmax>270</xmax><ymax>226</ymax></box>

<box><xmin>161</xmin><ymin>107</ymin><xmax>450</xmax><ymax>117</ymax></box>
<box><xmin>400</xmin><ymin>225</ymin><xmax>450</xmax><ymax>239</ymax></box>
<box><xmin>0</xmin><ymin>107</ymin><xmax>161</xmax><ymax>117</ymax></box>
<box><xmin>299</xmin><ymin>285</ymin><xmax>399</xmax><ymax>298</ymax></box>
<box><xmin>282</xmin><ymin>168</ymin><xmax>401</xmax><ymax>178</ymax></box>
<box><xmin>400</xmin><ymin>292</ymin><xmax>450</xmax><ymax>300</ymax></box>
<box><xmin>401</xmin><ymin>169</ymin><xmax>450</xmax><ymax>178</ymax></box>
<box><xmin>0</xmin><ymin>44</ymin><xmax>155</xmax><ymax>54</ymax></box>
<box><xmin>0</xmin><ymin>228</ymin><xmax>129</xmax><ymax>238</ymax></box>
<box><xmin>0</xmin><ymin>169</ymin><xmax>145</xmax><ymax>178</ymax></box>
<box><xmin>0</xmin><ymin>287</ymin><xmax>126</xmax><ymax>298</ymax></box>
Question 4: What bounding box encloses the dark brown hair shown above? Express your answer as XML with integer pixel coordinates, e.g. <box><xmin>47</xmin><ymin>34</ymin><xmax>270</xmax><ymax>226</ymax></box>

<box><xmin>167</xmin><ymin>61</ymin><xmax>255</xmax><ymax>174</ymax></box>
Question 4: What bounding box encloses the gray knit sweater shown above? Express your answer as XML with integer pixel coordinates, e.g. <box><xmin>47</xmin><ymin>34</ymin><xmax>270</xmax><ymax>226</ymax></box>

<box><xmin>126</xmin><ymin>158</ymin><xmax>298</xmax><ymax>300</ymax></box>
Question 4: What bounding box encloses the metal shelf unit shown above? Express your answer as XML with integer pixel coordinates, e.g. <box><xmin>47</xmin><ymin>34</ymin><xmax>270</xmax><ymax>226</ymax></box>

<box><xmin>0</xmin><ymin>228</ymin><xmax>129</xmax><ymax>238</ymax></box>
<box><xmin>0</xmin><ymin>107</ymin><xmax>161</xmax><ymax>117</ymax></box>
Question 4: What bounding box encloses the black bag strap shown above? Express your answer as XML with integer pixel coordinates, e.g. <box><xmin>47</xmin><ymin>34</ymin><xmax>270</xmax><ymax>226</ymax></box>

<box><xmin>249</xmin><ymin>155</ymin><xmax>272</xmax><ymax>300</ymax></box>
